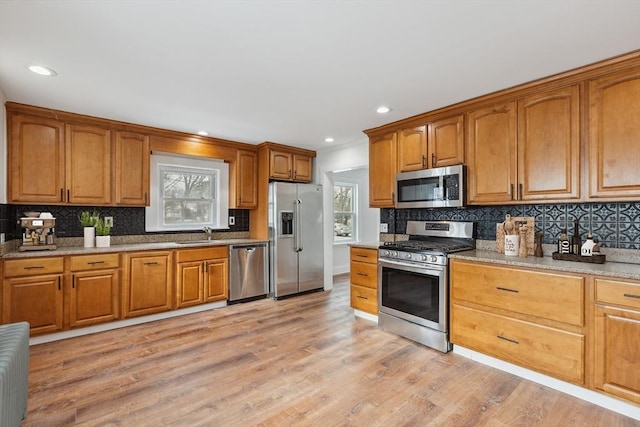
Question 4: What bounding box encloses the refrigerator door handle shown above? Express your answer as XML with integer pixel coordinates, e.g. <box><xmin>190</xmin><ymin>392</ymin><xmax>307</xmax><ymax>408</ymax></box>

<box><xmin>294</xmin><ymin>199</ymin><xmax>303</xmax><ymax>252</ymax></box>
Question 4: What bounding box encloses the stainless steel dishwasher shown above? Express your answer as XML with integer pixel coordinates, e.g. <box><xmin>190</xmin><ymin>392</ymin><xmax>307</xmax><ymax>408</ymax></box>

<box><xmin>229</xmin><ymin>242</ymin><xmax>268</xmax><ymax>303</ymax></box>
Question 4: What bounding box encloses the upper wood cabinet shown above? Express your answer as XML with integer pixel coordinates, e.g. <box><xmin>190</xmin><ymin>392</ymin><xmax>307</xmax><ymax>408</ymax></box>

<box><xmin>588</xmin><ymin>66</ymin><xmax>640</xmax><ymax>199</ymax></box>
<box><xmin>292</xmin><ymin>153</ymin><xmax>313</xmax><ymax>182</ymax></box>
<box><xmin>234</xmin><ymin>149</ymin><xmax>258</xmax><ymax>208</ymax></box>
<box><xmin>267</xmin><ymin>147</ymin><xmax>313</xmax><ymax>182</ymax></box>
<box><xmin>428</xmin><ymin>114</ymin><xmax>465</xmax><ymax>168</ymax></box>
<box><xmin>115</xmin><ymin>130</ymin><xmax>150</xmax><ymax>206</ymax></box>
<box><xmin>66</xmin><ymin>123</ymin><xmax>112</xmax><ymax>205</ymax></box>
<box><xmin>397</xmin><ymin>126</ymin><xmax>427</xmax><ymax>172</ymax></box>
<box><xmin>467</xmin><ymin>85</ymin><xmax>580</xmax><ymax>204</ymax></box>
<box><xmin>369</xmin><ymin>132</ymin><xmax>397</xmax><ymax>208</ymax></box>
<box><xmin>8</xmin><ymin>114</ymin><xmax>66</xmax><ymax>204</ymax></box>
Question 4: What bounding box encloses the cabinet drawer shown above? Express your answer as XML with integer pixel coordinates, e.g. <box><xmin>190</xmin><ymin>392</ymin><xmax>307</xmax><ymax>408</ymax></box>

<box><xmin>450</xmin><ymin>260</ymin><xmax>584</xmax><ymax>326</ymax></box>
<box><xmin>451</xmin><ymin>303</ymin><xmax>584</xmax><ymax>384</ymax></box>
<box><xmin>350</xmin><ymin>261</ymin><xmax>377</xmax><ymax>289</ymax></box>
<box><xmin>595</xmin><ymin>278</ymin><xmax>640</xmax><ymax>310</ymax></box>
<box><xmin>350</xmin><ymin>284</ymin><xmax>378</xmax><ymax>315</ymax></box>
<box><xmin>4</xmin><ymin>257</ymin><xmax>64</xmax><ymax>277</ymax></box>
<box><xmin>176</xmin><ymin>246</ymin><xmax>228</xmax><ymax>263</ymax></box>
<box><xmin>69</xmin><ymin>253</ymin><xmax>120</xmax><ymax>271</ymax></box>
<box><xmin>350</xmin><ymin>247</ymin><xmax>378</xmax><ymax>264</ymax></box>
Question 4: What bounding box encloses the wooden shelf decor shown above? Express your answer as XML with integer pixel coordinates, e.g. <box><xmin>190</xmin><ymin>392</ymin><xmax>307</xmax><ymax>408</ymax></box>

<box><xmin>551</xmin><ymin>252</ymin><xmax>606</xmax><ymax>264</ymax></box>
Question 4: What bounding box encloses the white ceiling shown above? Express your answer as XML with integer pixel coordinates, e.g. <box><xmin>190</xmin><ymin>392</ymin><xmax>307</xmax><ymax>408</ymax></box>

<box><xmin>0</xmin><ymin>1</ymin><xmax>638</xmax><ymax>151</ymax></box>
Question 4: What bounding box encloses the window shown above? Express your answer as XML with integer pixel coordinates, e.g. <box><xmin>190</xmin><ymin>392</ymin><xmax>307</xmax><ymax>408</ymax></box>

<box><xmin>334</xmin><ymin>182</ymin><xmax>356</xmax><ymax>243</ymax></box>
<box><xmin>146</xmin><ymin>152</ymin><xmax>229</xmax><ymax>231</ymax></box>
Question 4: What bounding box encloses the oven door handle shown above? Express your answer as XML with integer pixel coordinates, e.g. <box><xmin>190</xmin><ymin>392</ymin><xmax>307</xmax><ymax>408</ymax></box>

<box><xmin>379</xmin><ymin>259</ymin><xmax>445</xmax><ymax>275</ymax></box>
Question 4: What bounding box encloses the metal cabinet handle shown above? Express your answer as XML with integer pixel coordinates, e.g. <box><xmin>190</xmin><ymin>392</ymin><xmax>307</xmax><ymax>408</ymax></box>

<box><xmin>357</xmin><ymin>295</ymin><xmax>368</xmax><ymax>300</ymax></box>
<box><xmin>24</xmin><ymin>265</ymin><xmax>45</xmax><ymax>270</ymax></box>
<box><xmin>518</xmin><ymin>183</ymin><xmax>523</xmax><ymax>200</ymax></box>
<box><xmin>432</xmin><ymin>153</ymin><xmax>436</xmax><ymax>168</ymax></box>
<box><xmin>509</xmin><ymin>184</ymin><xmax>514</xmax><ymax>200</ymax></box>
<box><xmin>496</xmin><ymin>286</ymin><xmax>519</xmax><ymax>293</ymax></box>
<box><xmin>421</xmin><ymin>155</ymin><xmax>426</xmax><ymax>168</ymax></box>
<box><xmin>144</xmin><ymin>261</ymin><xmax>159</xmax><ymax>266</ymax></box>
<box><xmin>67</xmin><ymin>189</ymin><xmax>70</xmax><ymax>202</ymax></box>
<box><xmin>60</xmin><ymin>188</ymin><xmax>64</xmax><ymax>202</ymax></box>
<box><xmin>88</xmin><ymin>261</ymin><xmax>105</xmax><ymax>265</ymax></box>
<box><xmin>623</xmin><ymin>293</ymin><xmax>640</xmax><ymax>299</ymax></box>
<box><xmin>497</xmin><ymin>335</ymin><xmax>519</xmax><ymax>344</ymax></box>
<box><xmin>356</xmin><ymin>272</ymin><xmax>368</xmax><ymax>277</ymax></box>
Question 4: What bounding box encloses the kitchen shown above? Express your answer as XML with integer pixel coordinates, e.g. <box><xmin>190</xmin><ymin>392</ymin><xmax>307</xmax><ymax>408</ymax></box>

<box><xmin>1</xmin><ymin>1</ymin><xmax>640</xmax><ymax>425</ymax></box>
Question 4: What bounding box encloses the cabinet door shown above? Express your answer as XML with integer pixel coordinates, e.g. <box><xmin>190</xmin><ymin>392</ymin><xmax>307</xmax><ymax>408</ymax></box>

<box><xmin>467</xmin><ymin>102</ymin><xmax>517</xmax><ymax>204</ymax></box>
<box><xmin>518</xmin><ymin>85</ymin><xmax>580</xmax><ymax>201</ymax></box>
<box><xmin>588</xmin><ymin>66</ymin><xmax>640</xmax><ymax>199</ymax></box>
<box><xmin>70</xmin><ymin>270</ymin><xmax>119</xmax><ymax>328</ymax></box>
<box><xmin>66</xmin><ymin>123</ymin><xmax>112</xmax><ymax>204</ymax></box>
<box><xmin>123</xmin><ymin>252</ymin><xmax>172</xmax><ymax>318</ymax></box>
<box><xmin>428</xmin><ymin>115</ymin><xmax>465</xmax><ymax>168</ymax></box>
<box><xmin>3</xmin><ymin>275</ymin><xmax>63</xmax><ymax>335</ymax></box>
<box><xmin>293</xmin><ymin>154</ymin><xmax>313</xmax><ymax>182</ymax></box>
<box><xmin>176</xmin><ymin>261</ymin><xmax>205</xmax><ymax>308</ymax></box>
<box><xmin>8</xmin><ymin>114</ymin><xmax>65</xmax><ymax>204</ymax></box>
<box><xmin>397</xmin><ymin>126</ymin><xmax>427</xmax><ymax>172</ymax></box>
<box><xmin>369</xmin><ymin>132</ymin><xmax>397</xmax><ymax>207</ymax></box>
<box><xmin>594</xmin><ymin>305</ymin><xmax>640</xmax><ymax>404</ymax></box>
<box><xmin>269</xmin><ymin>150</ymin><xmax>292</xmax><ymax>180</ymax></box>
<box><xmin>115</xmin><ymin>130</ymin><xmax>150</xmax><ymax>206</ymax></box>
<box><xmin>235</xmin><ymin>149</ymin><xmax>258</xmax><ymax>208</ymax></box>
<box><xmin>204</xmin><ymin>258</ymin><xmax>228</xmax><ymax>302</ymax></box>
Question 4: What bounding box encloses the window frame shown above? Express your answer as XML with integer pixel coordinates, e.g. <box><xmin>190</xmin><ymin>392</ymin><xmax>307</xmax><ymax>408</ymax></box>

<box><xmin>333</xmin><ymin>181</ymin><xmax>357</xmax><ymax>244</ymax></box>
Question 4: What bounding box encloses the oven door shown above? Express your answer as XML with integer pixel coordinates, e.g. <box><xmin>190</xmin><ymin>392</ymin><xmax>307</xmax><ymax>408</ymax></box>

<box><xmin>378</xmin><ymin>258</ymin><xmax>447</xmax><ymax>332</ymax></box>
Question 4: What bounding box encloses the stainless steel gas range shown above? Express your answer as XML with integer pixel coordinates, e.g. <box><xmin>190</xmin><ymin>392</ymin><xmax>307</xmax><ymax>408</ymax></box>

<box><xmin>378</xmin><ymin>220</ymin><xmax>475</xmax><ymax>353</ymax></box>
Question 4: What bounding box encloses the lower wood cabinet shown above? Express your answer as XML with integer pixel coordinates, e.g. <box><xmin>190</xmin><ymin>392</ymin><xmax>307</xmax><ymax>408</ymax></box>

<box><xmin>349</xmin><ymin>247</ymin><xmax>378</xmax><ymax>315</ymax></box>
<box><xmin>175</xmin><ymin>246</ymin><xmax>228</xmax><ymax>308</ymax></box>
<box><xmin>122</xmin><ymin>251</ymin><xmax>173</xmax><ymax>318</ymax></box>
<box><xmin>2</xmin><ymin>257</ymin><xmax>64</xmax><ymax>335</ymax></box>
<box><xmin>593</xmin><ymin>278</ymin><xmax>640</xmax><ymax>404</ymax></box>
<box><xmin>69</xmin><ymin>253</ymin><xmax>120</xmax><ymax>328</ymax></box>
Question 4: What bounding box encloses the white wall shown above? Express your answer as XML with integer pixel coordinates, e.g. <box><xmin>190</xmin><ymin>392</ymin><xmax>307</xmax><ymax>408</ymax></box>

<box><xmin>0</xmin><ymin>86</ymin><xmax>7</xmax><ymax>203</ymax></box>
<box><xmin>316</xmin><ymin>138</ymin><xmax>379</xmax><ymax>285</ymax></box>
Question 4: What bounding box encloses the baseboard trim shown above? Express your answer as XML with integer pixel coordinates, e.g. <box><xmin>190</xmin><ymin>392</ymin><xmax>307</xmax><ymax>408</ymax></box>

<box><xmin>453</xmin><ymin>345</ymin><xmax>640</xmax><ymax>421</ymax></box>
<box><xmin>353</xmin><ymin>309</ymin><xmax>378</xmax><ymax>323</ymax></box>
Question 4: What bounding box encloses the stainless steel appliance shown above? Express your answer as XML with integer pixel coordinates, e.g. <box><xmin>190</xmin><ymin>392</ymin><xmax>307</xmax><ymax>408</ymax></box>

<box><xmin>229</xmin><ymin>242</ymin><xmax>268</xmax><ymax>303</ymax></box>
<box><xmin>269</xmin><ymin>182</ymin><xmax>324</xmax><ymax>299</ymax></box>
<box><xmin>378</xmin><ymin>220</ymin><xmax>475</xmax><ymax>352</ymax></box>
<box><xmin>395</xmin><ymin>164</ymin><xmax>465</xmax><ymax>209</ymax></box>
<box><xmin>18</xmin><ymin>215</ymin><xmax>57</xmax><ymax>251</ymax></box>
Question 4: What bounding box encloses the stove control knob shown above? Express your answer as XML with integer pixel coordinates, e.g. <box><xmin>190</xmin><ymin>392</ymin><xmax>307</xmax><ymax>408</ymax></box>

<box><xmin>380</xmin><ymin>250</ymin><xmax>388</xmax><ymax>257</ymax></box>
<box><xmin>405</xmin><ymin>253</ymin><xmax>412</xmax><ymax>259</ymax></box>
<box><xmin>430</xmin><ymin>255</ymin><xmax>438</xmax><ymax>263</ymax></box>
<box><xmin>420</xmin><ymin>254</ymin><xmax>428</xmax><ymax>261</ymax></box>
<box><xmin>391</xmin><ymin>251</ymin><xmax>398</xmax><ymax>258</ymax></box>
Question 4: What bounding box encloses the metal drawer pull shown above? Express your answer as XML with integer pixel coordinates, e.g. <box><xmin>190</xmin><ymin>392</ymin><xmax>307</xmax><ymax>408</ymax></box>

<box><xmin>24</xmin><ymin>265</ymin><xmax>45</xmax><ymax>270</ymax></box>
<box><xmin>357</xmin><ymin>295</ymin><xmax>368</xmax><ymax>300</ymax></box>
<box><xmin>356</xmin><ymin>272</ymin><xmax>368</xmax><ymax>276</ymax></box>
<box><xmin>496</xmin><ymin>286</ymin><xmax>519</xmax><ymax>293</ymax></box>
<box><xmin>144</xmin><ymin>261</ymin><xmax>159</xmax><ymax>266</ymax></box>
<box><xmin>623</xmin><ymin>293</ymin><xmax>640</xmax><ymax>299</ymax></box>
<box><xmin>497</xmin><ymin>335</ymin><xmax>519</xmax><ymax>344</ymax></box>
<box><xmin>356</xmin><ymin>254</ymin><xmax>368</xmax><ymax>258</ymax></box>
<box><xmin>88</xmin><ymin>261</ymin><xmax>105</xmax><ymax>265</ymax></box>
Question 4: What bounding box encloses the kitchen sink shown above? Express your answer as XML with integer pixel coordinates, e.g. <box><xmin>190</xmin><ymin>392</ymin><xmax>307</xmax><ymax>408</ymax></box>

<box><xmin>174</xmin><ymin>240</ymin><xmax>217</xmax><ymax>245</ymax></box>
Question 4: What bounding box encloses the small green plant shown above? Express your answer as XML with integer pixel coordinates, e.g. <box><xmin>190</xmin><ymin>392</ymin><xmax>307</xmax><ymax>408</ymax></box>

<box><xmin>95</xmin><ymin>217</ymin><xmax>112</xmax><ymax>236</ymax></box>
<box><xmin>78</xmin><ymin>210</ymin><xmax>99</xmax><ymax>227</ymax></box>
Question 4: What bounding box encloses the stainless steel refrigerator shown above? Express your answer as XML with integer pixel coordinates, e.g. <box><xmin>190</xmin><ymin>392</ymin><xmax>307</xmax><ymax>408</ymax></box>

<box><xmin>269</xmin><ymin>182</ymin><xmax>324</xmax><ymax>299</ymax></box>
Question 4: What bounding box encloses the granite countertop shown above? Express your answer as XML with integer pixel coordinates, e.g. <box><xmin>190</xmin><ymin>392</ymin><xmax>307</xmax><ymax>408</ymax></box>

<box><xmin>1</xmin><ymin>238</ymin><xmax>269</xmax><ymax>259</ymax></box>
<box><xmin>450</xmin><ymin>249</ymin><xmax>640</xmax><ymax>281</ymax></box>
<box><xmin>348</xmin><ymin>241</ymin><xmax>382</xmax><ymax>250</ymax></box>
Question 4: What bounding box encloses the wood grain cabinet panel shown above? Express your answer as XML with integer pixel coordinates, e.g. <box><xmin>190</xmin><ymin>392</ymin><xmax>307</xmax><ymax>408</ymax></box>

<box><xmin>123</xmin><ymin>251</ymin><xmax>172</xmax><ymax>318</ymax></box>
<box><xmin>588</xmin><ymin>66</ymin><xmax>640</xmax><ymax>199</ymax></box>
<box><xmin>428</xmin><ymin>114</ymin><xmax>465</xmax><ymax>168</ymax></box>
<box><xmin>235</xmin><ymin>149</ymin><xmax>258</xmax><ymax>208</ymax></box>
<box><xmin>397</xmin><ymin>126</ymin><xmax>427</xmax><ymax>172</ymax></box>
<box><xmin>349</xmin><ymin>247</ymin><xmax>378</xmax><ymax>315</ymax></box>
<box><xmin>8</xmin><ymin>113</ymin><xmax>66</xmax><ymax>204</ymax></box>
<box><xmin>115</xmin><ymin>130</ymin><xmax>150</xmax><ymax>206</ymax></box>
<box><xmin>369</xmin><ymin>132</ymin><xmax>397</xmax><ymax>207</ymax></box>
<box><xmin>175</xmin><ymin>247</ymin><xmax>228</xmax><ymax>308</ymax></box>
<box><xmin>2</xmin><ymin>274</ymin><xmax>63</xmax><ymax>335</ymax></box>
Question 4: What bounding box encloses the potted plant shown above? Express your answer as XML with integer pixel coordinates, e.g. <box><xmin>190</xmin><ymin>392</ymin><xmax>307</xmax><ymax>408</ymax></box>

<box><xmin>78</xmin><ymin>210</ymin><xmax>99</xmax><ymax>248</ymax></box>
<box><xmin>95</xmin><ymin>217</ymin><xmax>112</xmax><ymax>248</ymax></box>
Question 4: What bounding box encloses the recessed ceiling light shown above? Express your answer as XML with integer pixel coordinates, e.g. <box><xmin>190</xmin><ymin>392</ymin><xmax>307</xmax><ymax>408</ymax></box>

<box><xmin>324</xmin><ymin>137</ymin><xmax>334</xmax><ymax>143</ymax></box>
<box><xmin>28</xmin><ymin>65</ymin><xmax>57</xmax><ymax>76</ymax></box>
<box><xmin>197</xmin><ymin>131</ymin><xmax>209</xmax><ymax>136</ymax></box>
<box><xmin>376</xmin><ymin>106</ymin><xmax>391</xmax><ymax>114</ymax></box>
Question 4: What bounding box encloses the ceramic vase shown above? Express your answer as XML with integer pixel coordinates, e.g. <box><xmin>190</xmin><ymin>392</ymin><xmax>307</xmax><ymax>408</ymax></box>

<box><xmin>95</xmin><ymin>235</ymin><xmax>110</xmax><ymax>248</ymax></box>
<box><xmin>83</xmin><ymin>227</ymin><xmax>95</xmax><ymax>248</ymax></box>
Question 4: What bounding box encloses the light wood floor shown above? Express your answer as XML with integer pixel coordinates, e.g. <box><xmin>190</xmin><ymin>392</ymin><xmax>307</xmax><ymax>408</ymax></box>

<box><xmin>24</xmin><ymin>275</ymin><xmax>638</xmax><ymax>426</ymax></box>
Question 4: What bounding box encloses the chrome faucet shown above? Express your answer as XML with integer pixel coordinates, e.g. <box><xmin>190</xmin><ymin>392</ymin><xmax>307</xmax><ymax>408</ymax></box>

<box><xmin>203</xmin><ymin>226</ymin><xmax>213</xmax><ymax>240</ymax></box>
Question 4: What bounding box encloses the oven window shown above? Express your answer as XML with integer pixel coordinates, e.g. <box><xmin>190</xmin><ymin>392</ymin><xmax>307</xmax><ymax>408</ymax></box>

<box><xmin>380</xmin><ymin>266</ymin><xmax>441</xmax><ymax>324</ymax></box>
<box><xmin>397</xmin><ymin>177</ymin><xmax>440</xmax><ymax>203</ymax></box>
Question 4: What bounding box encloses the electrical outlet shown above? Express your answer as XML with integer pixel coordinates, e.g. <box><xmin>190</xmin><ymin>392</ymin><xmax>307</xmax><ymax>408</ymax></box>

<box><xmin>104</xmin><ymin>216</ymin><xmax>114</xmax><ymax>227</ymax></box>
<box><xmin>380</xmin><ymin>223</ymin><xmax>388</xmax><ymax>233</ymax></box>
<box><xmin>229</xmin><ymin>216</ymin><xmax>235</xmax><ymax>226</ymax></box>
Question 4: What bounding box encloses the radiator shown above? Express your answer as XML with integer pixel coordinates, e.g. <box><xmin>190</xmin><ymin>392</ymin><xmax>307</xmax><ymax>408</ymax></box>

<box><xmin>0</xmin><ymin>322</ymin><xmax>29</xmax><ymax>427</ymax></box>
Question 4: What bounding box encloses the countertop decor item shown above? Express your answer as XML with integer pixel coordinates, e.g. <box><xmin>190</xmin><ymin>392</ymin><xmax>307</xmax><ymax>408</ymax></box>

<box><xmin>552</xmin><ymin>252</ymin><xmax>606</xmax><ymax>264</ymax></box>
<box><xmin>496</xmin><ymin>215</ymin><xmax>535</xmax><ymax>255</ymax></box>
<box><xmin>535</xmin><ymin>232</ymin><xmax>544</xmax><ymax>257</ymax></box>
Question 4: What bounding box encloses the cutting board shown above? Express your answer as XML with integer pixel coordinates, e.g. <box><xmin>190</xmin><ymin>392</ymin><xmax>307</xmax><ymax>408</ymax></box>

<box><xmin>496</xmin><ymin>216</ymin><xmax>535</xmax><ymax>256</ymax></box>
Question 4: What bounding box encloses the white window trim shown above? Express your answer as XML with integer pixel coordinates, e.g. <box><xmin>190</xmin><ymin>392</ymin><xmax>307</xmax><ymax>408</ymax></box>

<box><xmin>334</xmin><ymin>181</ymin><xmax>357</xmax><ymax>245</ymax></box>
<box><xmin>145</xmin><ymin>152</ymin><xmax>229</xmax><ymax>232</ymax></box>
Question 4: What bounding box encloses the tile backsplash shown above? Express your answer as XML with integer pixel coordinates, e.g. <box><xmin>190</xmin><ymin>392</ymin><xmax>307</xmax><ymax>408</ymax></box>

<box><xmin>0</xmin><ymin>205</ymin><xmax>249</xmax><ymax>240</ymax></box>
<box><xmin>381</xmin><ymin>202</ymin><xmax>640</xmax><ymax>250</ymax></box>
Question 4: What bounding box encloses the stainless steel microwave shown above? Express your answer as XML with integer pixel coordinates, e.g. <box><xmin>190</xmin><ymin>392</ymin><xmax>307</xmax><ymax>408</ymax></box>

<box><xmin>395</xmin><ymin>164</ymin><xmax>465</xmax><ymax>208</ymax></box>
